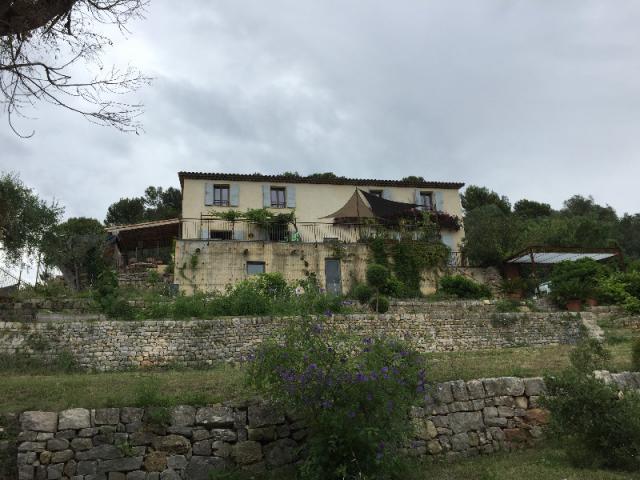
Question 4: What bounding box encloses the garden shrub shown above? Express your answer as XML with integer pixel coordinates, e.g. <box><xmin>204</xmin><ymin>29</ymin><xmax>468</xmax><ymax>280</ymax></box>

<box><xmin>221</xmin><ymin>281</ymin><xmax>271</xmax><ymax>316</ymax></box>
<box><xmin>370</xmin><ymin>295</ymin><xmax>390</xmax><ymax>313</ymax></box>
<box><xmin>93</xmin><ymin>270</ymin><xmax>136</xmax><ymax>320</ymax></box>
<box><xmin>568</xmin><ymin>338</ymin><xmax>611</xmax><ymax>373</ymax></box>
<box><xmin>494</xmin><ymin>299</ymin><xmax>520</xmax><ymax>313</ymax></box>
<box><xmin>596</xmin><ymin>271</ymin><xmax>640</xmax><ymax>314</ymax></box>
<box><xmin>352</xmin><ymin>284</ymin><xmax>374</xmax><ymax>304</ymax></box>
<box><xmin>254</xmin><ymin>272</ymin><xmax>290</xmax><ymax>298</ymax></box>
<box><xmin>632</xmin><ymin>338</ymin><xmax>640</xmax><ymax>372</ymax></box>
<box><xmin>366</xmin><ymin>264</ymin><xmax>390</xmax><ymax>291</ymax></box>
<box><xmin>248</xmin><ymin>319</ymin><xmax>425</xmax><ymax>480</ymax></box>
<box><xmin>438</xmin><ymin>275</ymin><xmax>491</xmax><ymax>299</ymax></box>
<box><xmin>381</xmin><ymin>275</ymin><xmax>405</xmax><ymax>298</ymax></box>
<box><xmin>544</xmin><ymin>340</ymin><xmax>640</xmax><ymax>470</ymax></box>
<box><xmin>550</xmin><ymin>258</ymin><xmax>605</xmax><ymax>306</ymax></box>
<box><xmin>172</xmin><ymin>293</ymin><xmax>207</xmax><ymax>319</ymax></box>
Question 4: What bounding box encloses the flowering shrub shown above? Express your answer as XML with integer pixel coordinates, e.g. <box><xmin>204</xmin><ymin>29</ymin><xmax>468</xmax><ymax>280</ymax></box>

<box><xmin>247</xmin><ymin>319</ymin><xmax>426</xmax><ymax>480</ymax></box>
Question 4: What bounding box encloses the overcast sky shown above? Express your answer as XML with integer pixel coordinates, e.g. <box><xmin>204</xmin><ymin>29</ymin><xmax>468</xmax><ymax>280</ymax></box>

<box><xmin>2</xmin><ymin>0</ymin><xmax>640</xmax><ymax>221</ymax></box>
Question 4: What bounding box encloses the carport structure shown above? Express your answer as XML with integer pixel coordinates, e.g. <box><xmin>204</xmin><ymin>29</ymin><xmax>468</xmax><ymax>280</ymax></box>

<box><xmin>505</xmin><ymin>245</ymin><xmax>623</xmax><ymax>266</ymax></box>
<box><xmin>503</xmin><ymin>245</ymin><xmax>624</xmax><ymax>289</ymax></box>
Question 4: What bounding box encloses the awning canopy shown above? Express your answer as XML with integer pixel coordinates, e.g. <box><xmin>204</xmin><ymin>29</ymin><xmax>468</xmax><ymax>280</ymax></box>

<box><xmin>505</xmin><ymin>246</ymin><xmax>622</xmax><ymax>264</ymax></box>
<box><xmin>322</xmin><ymin>189</ymin><xmax>376</xmax><ymax>219</ymax></box>
<box><xmin>105</xmin><ymin>218</ymin><xmax>180</xmax><ymax>251</ymax></box>
<box><xmin>322</xmin><ymin>189</ymin><xmax>419</xmax><ymax>221</ymax></box>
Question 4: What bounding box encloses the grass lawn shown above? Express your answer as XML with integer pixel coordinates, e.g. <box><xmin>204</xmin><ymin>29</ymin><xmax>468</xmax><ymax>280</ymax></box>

<box><xmin>213</xmin><ymin>446</ymin><xmax>640</xmax><ymax>480</ymax></box>
<box><xmin>0</xmin><ymin>366</ymin><xmax>251</xmax><ymax>413</ymax></box>
<box><xmin>414</xmin><ymin>446</ymin><xmax>640</xmax><ymax>480</ymax></box>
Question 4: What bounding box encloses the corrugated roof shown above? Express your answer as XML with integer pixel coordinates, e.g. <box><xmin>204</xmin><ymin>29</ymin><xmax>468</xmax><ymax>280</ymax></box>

<box><xmin>105</xmin><ymin>218</ymin><xmax>180</xmax><ymax>233</ymax></box>
<box><xmin>505</xmin><ymin>245</ymin><xmax>622</xmax><ymax>264</ymax></box>
<box><xmin>178</xmin><ymin>172</ymin><xmax>465</xmax><ymax>190</ymax></box>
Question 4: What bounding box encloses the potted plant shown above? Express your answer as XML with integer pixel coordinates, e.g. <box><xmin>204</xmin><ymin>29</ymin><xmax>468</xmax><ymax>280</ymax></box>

<box><xmin>550</xmin><ymin>259</ymin><xmax>605</xmax><ymax>312</ymax></box>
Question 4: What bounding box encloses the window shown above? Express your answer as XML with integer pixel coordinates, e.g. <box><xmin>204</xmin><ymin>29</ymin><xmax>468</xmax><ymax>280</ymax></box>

<box><xmin>270</xmin><ymin>187</ymin><xmax>286</xmax><ymax>208</ymax></box>
<box><xmin>420</xmin><ymin>192</ymin><xmax>433</xmax><ymax>210</ymax></box>
<box><xmin>210</xmin><ymin>230</ymin><xmax>232</xmax><ymax>240</ymax></box>
<box><xmin>369</xmin><ymin>189</ymin><xmax>383</xmax><ymax>197</ymax></box>
<box><xmin>247</xmin><ymin>261</ymin><xmax>265</xmax><ymax>275</ymax></box>
<box><xmin>213</xmin><ymin>185</ymin><xmax>230</xmax><ymax>206</ymax></box>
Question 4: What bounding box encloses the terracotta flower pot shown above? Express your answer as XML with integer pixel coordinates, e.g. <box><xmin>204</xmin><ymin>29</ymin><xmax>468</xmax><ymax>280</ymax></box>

<box><xmin>566</xmin><ymin>299</ymin><xmax>582</xmax><ymax>312</ymax></box>
<box><xmin>585</xmin><ymin>298</ymin><xmax>598</xmax><ymax>307</ymax></box>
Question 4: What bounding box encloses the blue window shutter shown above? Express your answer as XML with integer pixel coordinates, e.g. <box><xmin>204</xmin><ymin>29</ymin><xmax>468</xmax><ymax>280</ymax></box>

<box><xmin>262</xmin><ymin>184</ymin><xmax>270</xmax><ymax>207</ymax></box>
<box><xmin>204</xmin><ymin>183</ymin><xmax>214</xmax><ymax>206</ymax></box>
<box><xmin>414</xmin><ymin>189</ymin><xmax>422</xmax><ymax>206</ymax></box>
<box><xmin>230</xmin><ymin>184</ymin><xmax>239</xmax><ymax>207</ymax></box>
<box><xmin>382</xmin><ymin>188</ymin><xmax>391</xmax><ymax>200</ymax></box>
<box><xmin>434</xmin><ymin>191</ymin><xmax>444</xmax><ymax>211</ymax></box>
<box><xmin>200</xmin><ymin>226</ymin><xmax>209</xmax><ymax>240</ymax></box>
<box><xmin>233</xmin><ymin>229</ymin><xmax>244</xmax><ymax>240</ymax></box>
<box><xmin>286</xmin><ymin>185</ymin><xmax>296</xmax><ymax>208</ymax></box>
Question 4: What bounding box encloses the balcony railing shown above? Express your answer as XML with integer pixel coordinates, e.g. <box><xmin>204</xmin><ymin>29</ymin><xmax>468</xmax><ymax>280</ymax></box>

<box><xmin>180</xmin><ymin>218</ymin><xmax>466</xmax><ymax>266</ymax></box>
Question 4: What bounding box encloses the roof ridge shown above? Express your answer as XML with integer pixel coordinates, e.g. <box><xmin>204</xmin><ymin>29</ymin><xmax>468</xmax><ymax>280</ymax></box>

<box><xmin>178</xmin><ymin>171</ymin><xmax>465</xmax><ymax>189</ymax></box>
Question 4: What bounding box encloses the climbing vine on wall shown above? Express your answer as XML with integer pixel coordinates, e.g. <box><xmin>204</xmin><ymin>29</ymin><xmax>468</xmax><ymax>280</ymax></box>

<box><xmin>366</xmin><ymin>216</ymin><xmax>450</xmax><ymax>297</ymax></box>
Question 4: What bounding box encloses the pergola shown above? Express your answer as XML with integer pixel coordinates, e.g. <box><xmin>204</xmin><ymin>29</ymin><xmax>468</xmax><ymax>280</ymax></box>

<box><xmin>106</xmin><ymin>218</ymin><xmax>180</xmax><ymax>266</ymax></box>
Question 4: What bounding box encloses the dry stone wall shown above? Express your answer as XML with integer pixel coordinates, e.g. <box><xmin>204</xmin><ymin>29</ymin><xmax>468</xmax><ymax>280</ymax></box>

<box><xmin>0</xmin><ymin>309</ymin><xmax>583</xmax><ymax>371</ymax></box>
<box><xmin>14</xmin><ymin>371</ymin><xmax>640</xmax><ymax>480</ymax></box>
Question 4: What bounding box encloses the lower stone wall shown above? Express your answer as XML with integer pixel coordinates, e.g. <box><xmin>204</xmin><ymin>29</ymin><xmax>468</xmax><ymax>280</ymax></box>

<box><xmin>0</xmin><ymin>298</ymin><xmax>96</xmax><ymax>322</ymax></box>
<box><xmin>14</xmin><ymin>371</ymin><xmax>639</xmax><ymax>480</ymax></box>
<box><xmin>0</xmin><ymin>311</ymin><xmax>583</xmax><ymax>371</ymax></box>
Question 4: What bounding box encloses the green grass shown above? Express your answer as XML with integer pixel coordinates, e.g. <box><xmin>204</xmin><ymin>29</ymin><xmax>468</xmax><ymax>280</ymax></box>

<box><xmin>0</xmin><ymin>365</ymin><xmax>250</xmax><ymax>413</ymax></box>
<box><xmin>425</xmin><ymin>345</ymin><xmax>574</xmax><ymax>381</ymax></box>
<box><xmin>413</xmin><ymin>446</ymin><xmax>640</xmax><ymax>480</ymax></box>
<box><xmin>200</xmin><ymin>447</ymin><xmax>640</xmax><ymax>480</ymax></box>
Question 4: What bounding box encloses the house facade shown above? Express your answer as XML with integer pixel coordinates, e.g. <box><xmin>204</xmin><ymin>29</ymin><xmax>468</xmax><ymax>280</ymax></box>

<box><xmin>175</xmin><ymin>172</ymin><xmax>465</xmax><ymax>294</ymax></box>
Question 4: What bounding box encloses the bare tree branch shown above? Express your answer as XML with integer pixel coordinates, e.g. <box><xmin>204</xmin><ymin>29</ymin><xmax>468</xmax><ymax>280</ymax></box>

<box><xmin>0</xmin><ymin>0</ymin><xmax>151</xmax><ymax>136</ymax></box>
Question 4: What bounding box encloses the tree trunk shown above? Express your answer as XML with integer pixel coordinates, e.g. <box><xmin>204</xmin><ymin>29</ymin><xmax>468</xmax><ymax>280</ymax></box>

<box><xmin>0</xmin><ymin>0</ymin><xmax>77</xmax><ymax>37</ymax></box>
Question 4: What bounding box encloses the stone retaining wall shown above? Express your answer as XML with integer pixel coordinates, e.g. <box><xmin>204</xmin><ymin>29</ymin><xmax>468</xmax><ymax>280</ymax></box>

<box><xmin>14</xmin><ymin>371</ymin><xmax>640</xmax><ymax>480</ymax></box>
<box><xmin>0</xmin><ymin>310</ymin><xmax>583</xmax><ymax>371</ymax></box>
<box><xmin>0</xmin><ymin>299</ymin><xmax>96</xmax><ymax>322</ymax></box>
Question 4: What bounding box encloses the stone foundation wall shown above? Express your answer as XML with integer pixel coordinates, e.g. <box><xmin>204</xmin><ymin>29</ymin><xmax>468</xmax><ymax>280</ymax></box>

<box><xmin>0</xmin><ymin>309</ymin><xmax>583</xmax><ymax>371</ymax></box>
<box><xmin>13</xmin><ymin>371</ymin><xmax>640</xmax><ymax>480</ymax></box>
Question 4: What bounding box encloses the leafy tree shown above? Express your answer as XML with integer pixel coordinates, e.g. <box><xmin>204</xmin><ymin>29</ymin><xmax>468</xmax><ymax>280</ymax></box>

<box><xmin>307</xmin><ymin>172</ymin><xmax>344</xmax><ymax>181</ymax></box>
<box><xmin>620</xmin><ymin>214</ymin><xmax>640</xmax><ymax>259</ymax></box>
<box><xmin>461</xmin><ymin>205</ymin><xmax>521</xmax><ymax>267</ymax></box>
<box><xmin>41</xmin><ymin>217</ymin><xmax>106</xmax><ymax>290</ymax></box>
<box><xmin>401</xmin><ymin>175</ymin><xmax>426</xmax><ymax>183</ymax></box>
<box><xmin>0</xmin><ymin>172</ymin><xmax>62</xmax><ymax>264</ymax></box>
<box><xmin>461</xmin><ymin>185</ymin><xmax>511</xmax><ymax>214</ymax></box>
<box><xmin>513</xmin><ymin>199</ymin><xmax>553</xmax><ymax>219</ymax></box>
<box><xmin>0</xmin><ymin>0</ymin><xmax>149</xmax><ymax>136</ymax></box>
<box><xmin>562</xmin><ymin>195</ymin><xmax>618</xmax><ymax>223</ymax></box>
<box><xmin>142</xmin><ymin>186</ymin><xmax>181</xmax><ymax>221</ymax></box>
<box><xmin>104</xmin><ymin>186</ymin><xmax>181</xmax><ymax>225</ymax></box>
<box><xmin>105</xmin><ymin>198</ymin><xmax>145</xmax><ymax>226</ymax></box>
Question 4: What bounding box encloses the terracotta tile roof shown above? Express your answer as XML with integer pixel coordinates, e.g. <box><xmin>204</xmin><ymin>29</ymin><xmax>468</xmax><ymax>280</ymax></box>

<box><xmin>178</xmin><ymin>172</ymin><xmax>465</xmax><ymax>190</ymax></box>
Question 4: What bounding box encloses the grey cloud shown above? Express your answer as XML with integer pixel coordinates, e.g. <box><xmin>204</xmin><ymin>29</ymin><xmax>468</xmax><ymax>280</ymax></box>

<box><xmin>1</xmin><ymin>0</ymin><xmax>639</xmax><ymax>219</ymax></box>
